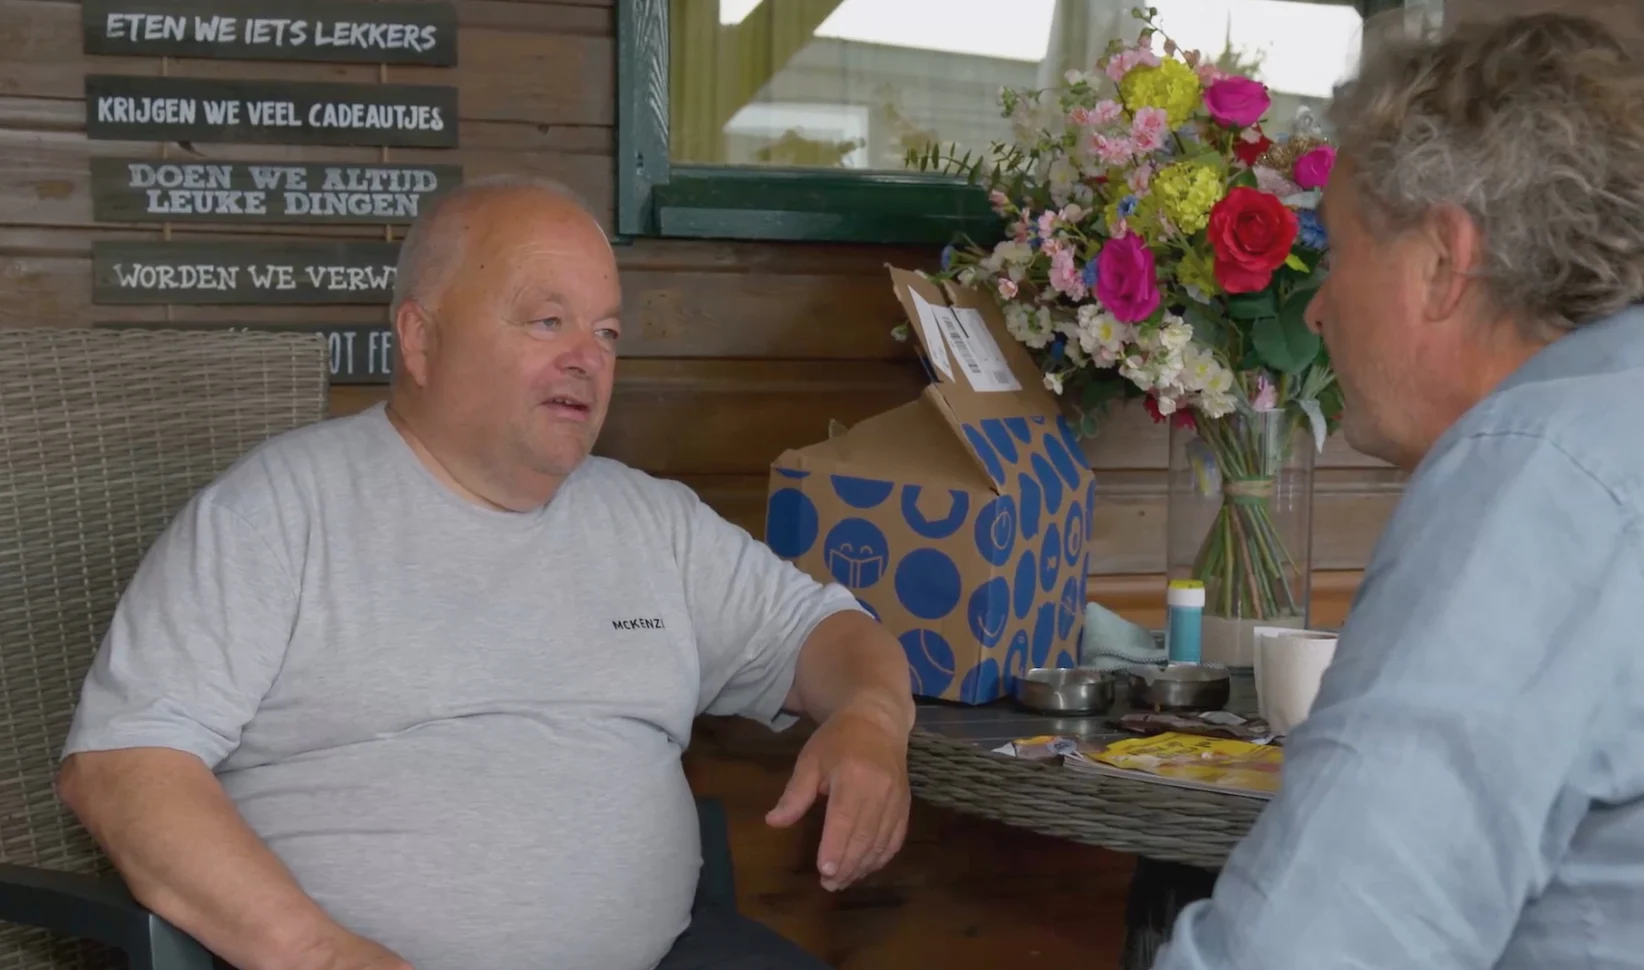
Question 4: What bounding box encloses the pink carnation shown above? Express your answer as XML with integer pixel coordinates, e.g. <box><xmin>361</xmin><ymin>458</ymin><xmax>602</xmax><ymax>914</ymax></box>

<box><xmin>1293</xmin><ymin>145</ymin><xmax>1337</xmax><ymax>190</ymax></box>
<box><xmin>1203</xmin><ymin>77</ymin><xmax>1271</xmax><ymax>128</ymax></box>
<box><xmin>1092</xmin><ymin>99</ymin><xmax>1124</xmax><ymax>125</ymax></box>
<box><xmin>1130</xmin><ymin>107</ymin><xmax>1171</xmax><ymax>154</ymax></box>
<box><xmin>1049</xmin><ymin>247</ymin><xmax>1087</xmax><ymax>301</ymax></box>
<box><xmin>1105</xmin><ymin>47</ymin><xmax>1160</xmax><ymax>83</ymax></box>
<box><xmin>1092</xmin><ymin>134</ymin><xmax>1136</xmax><ymax>166</ymax></box>
<box><xmin>1069</xmin><ymin>106</ymin><xmax>1094</xmax><ymax>127</ymax></box>
<box><xmin>1128</xmin><ymin>163</ymin><xmax>1155</xmax><ymax>195</ymax></box>
<box><xmin>988</xmin><ymin>189</ymin><xmax>1011</xmax><ymax>214</ymax></box>
<box><xmin>997</xmin><ymin>278</ymin><xmax>1018</xmax><ymax>299</ymax></box>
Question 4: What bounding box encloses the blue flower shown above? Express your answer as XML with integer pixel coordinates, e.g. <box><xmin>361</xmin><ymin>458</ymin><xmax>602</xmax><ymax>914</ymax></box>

<box><xmin>1118</xmin><ymin>195</ymin><xmax>1140</xmax><ymax>217</ymax></box>
<box><xmin>1081</xmin><ymin>260</ymin><xmax>1100</xmax><ymax>290</ymax></box>
<box><xmin>1029</xmin><ymin>235</ymin><xmax>1042</xmax><ymax>251</ymax></box>
<box><xmin>1049</xmin><ymin>333</ymin><xmax>1068</xmax><ymax>362</ymax></box>
<box><xmin>940</xmin><ymin>244</ymin><xmax>956</xmax><ymax>271</ymax></box>
<box><xmin>1297</xmin><ymin>209</ymin><xmax>1329</xmax><ymax>250</ymax></box>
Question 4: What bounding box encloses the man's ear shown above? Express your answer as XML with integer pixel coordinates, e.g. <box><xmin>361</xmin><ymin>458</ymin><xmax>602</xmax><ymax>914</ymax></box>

<box><xmin>393</xmin><ymin>299</ymin><xmax>436</xmax><ymax>388</ymax></box>
<box><xmin>1420</xmin><ymin>203</ymin><xmax>1486</xmax><ymax>324</ymax></box>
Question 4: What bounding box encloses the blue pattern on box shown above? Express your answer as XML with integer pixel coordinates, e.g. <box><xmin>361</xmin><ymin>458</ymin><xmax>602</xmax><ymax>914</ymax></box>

<box><xmin>765</xmin><ymin>488</ymin><xmax>819</xmax><ymax>558</ymax></box>
<box><xmin>960</xmin><ymin>659</ymin><xmax>1002</xmax><ymax>704</ymax></box>
<box><xmin>776</xmin><ymin>468</ymin><xmax>810</xmax><ymax>480</ymax></box>
<box><xmin>1055</xmin><ymin>415</ymin><xmax>1085</xmax><ymax>466</ymax></box>
<box><xmin>1031</xmin><ymin>602</ymin><xmax>1057</xmax><ymax>666</ymax></box>
<box><xmin>1039</xmin><ymin>520</ymin><xmax>1062</xmax><ymax>593</ymax></box>
<box><xmin>1063</xmin><ymin>498</ymin><xmax>1086</xmax><ymax>564</ymax></box>
<box><xmin>1042</xmin><ymin>433</ymin><xmax>1086</xmax><ymax>491</ymax></box>
<box><xmin>1055</xmin><ymin>649</ymin><xmax>1076</xmax><ymax>669</ymax></box>
<box><xmin>823</xmin><ymin>518</ymin><xmax>889</xmax><ymax>588</ymax></box>
<box><xmin>900</xmin><ymin>486</ymin><xmax>969</xmax><ymax>540</ymax></box>
<box><xmin>900</xmin><ymin>629</ymin><xmax>955</xmax><ymax>697</ymax></box>
<box><xmin>1012</xmin><ymin>550</ymin><xmax>1037</xmax><ymax>619</ymax></box>
<box><xmin>973</xmin><ymin>494</ymin><xmax>1017</xmax><ymax>567</ymax></box>
<box><xmin>1032</xmin><ymin>453</ymin><xmax>1064</xmax><ymax>516</ymax></box>
<box><xmin>979</xmin><ymin>418</ymin><xmax>1020</xmax><ymax>464</ymax></box>
<box><xmin>1004</xmin><ymin>416</ymin><xmax>1032</xmax><ymax>443</ymax></box>
<box><xmin>966</xmin><ymin>577</ymin><xmax>1010</xmax><ymax>647</ymax></box>
<box><xmin>1005</xmin><ymin>630</ymin><xmax>1030</xmax><ymax>687</ymax></box>
<box><xmin>1016</xmin><ymin>472</ymin><xmax>1042</xmax><ymax>540</ymax></box>
<box><xmin>1059</xmin><ymin>576</ymin><xmax>1082</xmax><ymax>639</ymax></box>
<box><xmin>830</xmin><ymin>475</ymin><xmax>894</xmax><ymax>509</ymax></box>
<box><xmin>961</xmin><ymin>423</ymin><xmax>1006</xmax><ymax>486</ymax></box>
<box><xmin>894</xmin><ymin>548</ymin><xmax>962</xmax><ymax>620</ymax></box>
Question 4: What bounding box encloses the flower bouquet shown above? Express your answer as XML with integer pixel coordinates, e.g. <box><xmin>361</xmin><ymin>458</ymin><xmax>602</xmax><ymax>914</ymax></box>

<box><xmin>911</xmin><ymin>7</ymin><xmax>1343</xmax><ymax>657</ymax></box>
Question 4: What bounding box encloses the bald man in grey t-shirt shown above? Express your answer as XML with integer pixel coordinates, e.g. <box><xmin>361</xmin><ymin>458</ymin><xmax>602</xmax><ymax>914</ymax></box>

<box><xmin>56</xmin><ymin>176</ymin><xmax>916</xmax><ymax>970</ymax></box>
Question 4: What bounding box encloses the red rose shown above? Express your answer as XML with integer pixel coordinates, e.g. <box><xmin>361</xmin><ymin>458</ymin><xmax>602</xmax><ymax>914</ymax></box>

<box><xmin>1232</xmin><ymin>129</ymin><xmax>1272</xmax><ymax>167</ymax></box>
<box><xmin>1207</xmin><ymin>187</ymin><xmax>1300</xmax><ymax>293</ymax></box>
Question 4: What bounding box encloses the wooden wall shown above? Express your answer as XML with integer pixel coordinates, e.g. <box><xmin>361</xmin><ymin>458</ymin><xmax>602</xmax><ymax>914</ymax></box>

<box><xmin>0</xmin><ymin>2</ymin><xmax>1403</xmax><ymax>967</ymax></box>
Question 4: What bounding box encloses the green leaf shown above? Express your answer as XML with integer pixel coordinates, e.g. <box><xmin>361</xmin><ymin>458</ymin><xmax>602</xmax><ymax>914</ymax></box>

<box><xmin>1284</xmin><ymin>252</ymin><xmax>1308</xmax><ymax>272</ymax></box>
<box><xmin>1253</xmin><ymin>291</ymin><xmax>1321</xmax><ymax>374</ymax></box>
<box><xmin>1227</xmin><ymin>291</ymin><xmax>1278</xmax><ymax>320</ymax></box>
<box><xmin>1231</xmin><ymin>168</ymin><xmax>1259</xmax><ymax>189</ymax></box>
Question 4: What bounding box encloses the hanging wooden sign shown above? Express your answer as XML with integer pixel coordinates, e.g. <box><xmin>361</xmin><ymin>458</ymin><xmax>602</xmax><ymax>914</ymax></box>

<box><xmin>91</xmin><ymin>159</ymin><xmax>462</xmax><ymax>225</ymax></box>
<box><xmin>95</xmin><ymin>322</ymin><xmax>396</xmax><ymax>384</ymax></box>
<box><xmin>85</xmin><ymin>76</ymin><xmax>458</xmax><ymax>148</ymax></box>
<box><xmin>92</xmin><ymin>241</ymin><xmax>401</xmax><ymax>305</ymax></box>
<box><xmin>82</xmin><ymin>0</ymin><xmax>458</xmax><ymax>66</ymax></box>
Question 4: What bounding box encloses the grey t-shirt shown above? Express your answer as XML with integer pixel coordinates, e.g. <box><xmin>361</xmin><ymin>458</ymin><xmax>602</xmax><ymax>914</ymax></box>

<box><xmin>62</xmin><ymin>403</ymin><xmax>860</xmax><ymax>970</ymax></box>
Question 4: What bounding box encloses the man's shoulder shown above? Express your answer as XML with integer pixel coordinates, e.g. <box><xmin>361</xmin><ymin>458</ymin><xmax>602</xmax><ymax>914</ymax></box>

<box><xmin>570</xmin><ymin>456</ymin><xmax>698</xmax><ymax>510</ymax></box>
<box><xmin>1455</xmin><ymin>326</ymin><xmax>1644</xmax><ymax>508</ymax></box>
<box><xmin>199</xmin><ymin>407</ymin><xmax>386</xmax><ymax>520</ymax></box>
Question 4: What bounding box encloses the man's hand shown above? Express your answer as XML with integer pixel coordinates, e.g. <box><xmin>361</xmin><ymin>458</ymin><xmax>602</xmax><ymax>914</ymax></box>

<box><xmin>765</xmin><ymin>700</ymin><xmax>911</xmax><ymax>891</ymax></box>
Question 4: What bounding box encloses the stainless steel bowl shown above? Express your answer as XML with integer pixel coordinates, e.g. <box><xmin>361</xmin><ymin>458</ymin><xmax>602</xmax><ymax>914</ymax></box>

<box><xmin>1125</xmin><ymin>663</ymin><xmax>1232</xmax><ymax>712</ymax></box>
<box><xmin>1013</xmin><ymin>667</ymin><xmax>1116</xmax><ymax>715</ymax></box>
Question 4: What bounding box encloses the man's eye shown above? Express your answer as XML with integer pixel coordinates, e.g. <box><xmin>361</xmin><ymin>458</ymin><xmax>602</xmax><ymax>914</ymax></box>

<box><xmin>597</xmin><ymin>328</ymin><xmax>621</xmax><ymax>343</ymax></box>
<box><xmin>531</xmin><ymin>318</ymin><xmax>561</xmax><ymax>331</ymax></box>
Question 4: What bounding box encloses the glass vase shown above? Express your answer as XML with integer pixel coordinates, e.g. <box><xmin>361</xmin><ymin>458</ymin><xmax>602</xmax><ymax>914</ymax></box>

<box><xmin>1166</xmin><ymin>408</ymin><xmax>1315</xmax><ymax>669</ymax></box>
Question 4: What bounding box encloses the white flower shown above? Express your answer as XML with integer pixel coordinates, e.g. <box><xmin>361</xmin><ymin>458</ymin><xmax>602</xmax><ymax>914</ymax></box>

<box><xmin>1154</xmin><ymin>394</ymin><xmax>1180</xmax><ymax>416</ymax></box>
<box><xmin>1197</xmin><ymin>389</ymin><xmax>1238</xmax><ymax>418</ymax></box>
<box><xmin>1075</xmin><ymin>304</ymin><xmax>1134</xmax><ymax>360</ymax></box>
<box><xmin>1044</xmin><ymin>371</ymin><xmax>1065</xmax><ymax>394</ymax></box>
<box><xmin>1179</xmin><ymin>345</ymin><xmax>1220</xmax><ymax>392</ymax></box>
<box><xmin>1157</xmin><ymin>315</ymin><xmax>1194</xmax><ymax>352</ymax></box>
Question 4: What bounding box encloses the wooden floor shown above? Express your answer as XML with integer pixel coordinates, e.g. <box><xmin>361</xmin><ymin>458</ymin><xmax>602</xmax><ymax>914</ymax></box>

<box><xmin>684</xmin><ymin>574</ymin><xmax>1360</xmax><ymax>969</ymax></box>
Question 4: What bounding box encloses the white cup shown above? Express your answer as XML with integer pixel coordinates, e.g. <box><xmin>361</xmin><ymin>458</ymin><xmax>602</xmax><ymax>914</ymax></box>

<box><xmin>1252</xmin><ymin>626</ymin><xmax>1338</xmax><ymax>736</ymax></box>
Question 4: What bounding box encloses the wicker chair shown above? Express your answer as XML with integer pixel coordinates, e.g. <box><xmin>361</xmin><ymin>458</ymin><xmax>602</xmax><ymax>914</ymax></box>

<box><xmin>0</xmin><ymin>329</ymin><xmax>741</xmax><ymax>970</ymax></box>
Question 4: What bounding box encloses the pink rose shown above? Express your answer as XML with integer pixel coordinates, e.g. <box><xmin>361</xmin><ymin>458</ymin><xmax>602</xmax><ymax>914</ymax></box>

<box><xmin>1203</xmin><ymin>77</ymin><xmax>1271</xmax><ymax>128</ymax></box>
<box><xmin>1293</xmin><ymin>145</ymin><xmax>1337</xmax><ymax>190</ymax></box>
<box><xmin>1096</xmin><ymin>233</ymin><xmax>1161</xmax><ymax>323</ymax></box>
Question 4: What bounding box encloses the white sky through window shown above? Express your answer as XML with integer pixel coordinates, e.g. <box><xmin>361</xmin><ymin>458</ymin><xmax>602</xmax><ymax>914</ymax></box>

<box><xmin>714</xmin><ymin>0</ymin><xmax>1361</xmax><ymax>97</ymax></box>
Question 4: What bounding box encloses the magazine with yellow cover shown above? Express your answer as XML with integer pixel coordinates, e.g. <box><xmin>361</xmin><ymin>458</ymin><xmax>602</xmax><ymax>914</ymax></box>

<box><xmin>1071</xmin><ymin>732</ymin><xmax>1284</xmax><ymax>798</ymax></box>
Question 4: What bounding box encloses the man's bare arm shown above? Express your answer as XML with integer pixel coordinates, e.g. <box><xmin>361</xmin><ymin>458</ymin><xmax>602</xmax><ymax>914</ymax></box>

<box><xmin>56</xmin><ymin>748</ymin><xmax>409</xmax><ymax>970</ymax></box>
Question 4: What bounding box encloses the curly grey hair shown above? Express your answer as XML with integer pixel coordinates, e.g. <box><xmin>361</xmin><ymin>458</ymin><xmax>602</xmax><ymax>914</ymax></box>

<box><xmin>1328</xmin><ymin>12</ymin><xmax>1644</xmax><ymax>337</ymax></box>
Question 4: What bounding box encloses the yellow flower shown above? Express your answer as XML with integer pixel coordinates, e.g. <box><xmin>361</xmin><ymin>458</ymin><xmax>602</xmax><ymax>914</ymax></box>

<box><xmin>1104</xmin><ymin>191</ymin><xmax>1161</xmax><ymax>240</ymax></box>
<box><xmin>1151</xmin><ymin>162</ymin><xmax>1225</xmax><ymax>234</ymax></box>
<box><xmin>1176</xmin><ymin>246</ymin><xmax>1221</xmax><ymax>297</ymax></box>
<box><xmin>1118</xmin><ymin>59</ymin><xmax>1202</xmax><ymax>128</ymax></box>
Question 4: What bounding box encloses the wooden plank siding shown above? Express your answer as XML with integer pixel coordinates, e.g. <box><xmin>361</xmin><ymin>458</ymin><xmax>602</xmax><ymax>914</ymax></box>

<box><xmin>0</xmin><ymin>2</ymin><xmax>1409</xmax><ymax>967</ymax></box>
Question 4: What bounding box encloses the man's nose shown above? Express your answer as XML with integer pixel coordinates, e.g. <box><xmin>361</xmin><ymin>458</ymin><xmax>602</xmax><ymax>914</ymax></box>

<box><xmin>556</xmin><ymin>329</ymin><xmax>604</xmax><ymax>377</ymax></box>
<box><xmin>1304</xmin><ymin>287</ymin><xmax>1326</xmax><ymax>336</ymax></box>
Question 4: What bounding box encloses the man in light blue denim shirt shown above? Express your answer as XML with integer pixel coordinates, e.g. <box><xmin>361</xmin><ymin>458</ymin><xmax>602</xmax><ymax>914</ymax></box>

<box><xmin>1156</xmin><ymin>12</ymin><xmax>1644</xmax><ymax>970</ymax></box>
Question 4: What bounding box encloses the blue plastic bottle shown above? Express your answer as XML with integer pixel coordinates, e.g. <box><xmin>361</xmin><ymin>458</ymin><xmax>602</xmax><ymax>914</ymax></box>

<box><xmin>1166</xmin><ymin>579</ymin><xmax>1205</xmax><ymax>664</ymax></box>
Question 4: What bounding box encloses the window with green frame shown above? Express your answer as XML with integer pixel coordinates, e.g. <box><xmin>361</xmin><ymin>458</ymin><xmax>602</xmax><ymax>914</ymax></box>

<box><xmin>617</xmin><ymin>0</ymin><xmax>1440</xmax><ymax>245</ymax></box>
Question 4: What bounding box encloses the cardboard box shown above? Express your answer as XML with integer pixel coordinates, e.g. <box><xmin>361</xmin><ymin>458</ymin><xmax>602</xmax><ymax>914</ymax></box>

<box><xmin>765</xmin><ymin>267</ymin><xmax>1096</xmax><ymax>704</ymax></box>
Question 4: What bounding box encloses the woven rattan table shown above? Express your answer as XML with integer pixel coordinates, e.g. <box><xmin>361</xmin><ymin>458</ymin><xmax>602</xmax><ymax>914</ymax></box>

<box><xmin>906</xmin><ymin>677</ymin><xmax>1270</xmax><ymax>968</ymax></box>
<box><xmin>907</xmin><ymin>703</ymin><xmax>1265</xmax><ymax>870</ymax></box>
